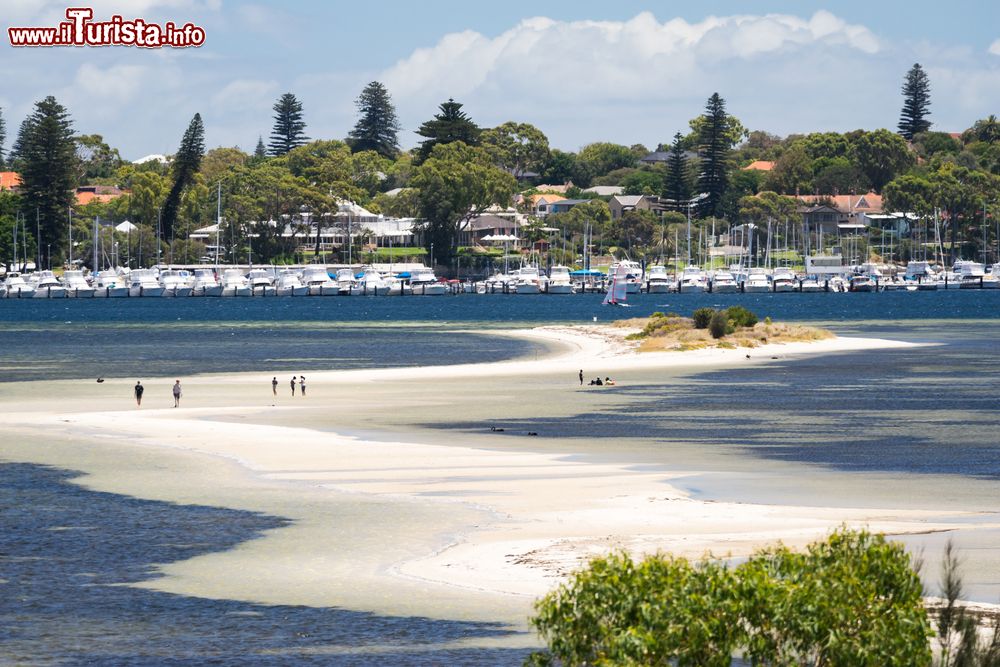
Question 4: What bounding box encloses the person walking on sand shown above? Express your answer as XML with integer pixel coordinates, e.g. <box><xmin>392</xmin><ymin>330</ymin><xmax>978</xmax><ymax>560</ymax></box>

<box><xmin>579</xmin><ymin>369</ymin><xmax>584</xmax><ymax>386</ymax></box>
<box><xmin>299</xmin><ymin>375</ymin><xmax>306</xmax><ymax>397</ymax></box>
<box><xmin>172</xmin><ymin>380</ymin><xmax>182</xmax><ymax>408</ymax></box>
<box><xmin>290</xmin><ymin>376</ymin><xmax>297</xmax><ymax>396</ymax></box>
<box><xmin>134</xmin><ymin>381</ymin><xmax>144</xmax><ymax>407</ymax></box>
<box><xmin>271</xmin><ymin>377</ymin><xmax>278</xmax><ymax>396</ymax></box>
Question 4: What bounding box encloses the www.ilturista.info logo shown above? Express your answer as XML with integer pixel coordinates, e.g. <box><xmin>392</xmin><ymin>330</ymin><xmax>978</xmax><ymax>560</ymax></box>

<box><xmin>8</xmin><ymin>7</ymin><xmax>205</xmax><ymax>48</ymax></box>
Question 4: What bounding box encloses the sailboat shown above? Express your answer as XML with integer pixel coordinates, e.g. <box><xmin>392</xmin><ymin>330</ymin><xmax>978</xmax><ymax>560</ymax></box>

<box><xmin>603</xmin><ymin>264</ymin><xmax>630</xmax><ymax>306</ymax></box>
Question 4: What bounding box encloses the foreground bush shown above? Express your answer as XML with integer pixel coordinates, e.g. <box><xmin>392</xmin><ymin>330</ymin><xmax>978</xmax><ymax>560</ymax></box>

<box><xmin>527</xmin><ymin>528</ymin><xmax>932</xmax><ymax>666</ymax></box>
<box><xmin>692</xmin><ymin>307</ymin><xmax>716</xmax><ymax>329</ymax></box>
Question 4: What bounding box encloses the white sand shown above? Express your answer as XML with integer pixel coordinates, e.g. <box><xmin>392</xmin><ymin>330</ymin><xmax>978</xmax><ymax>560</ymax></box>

<box><xmin>5</xmin><ymin>326</ymin><xmax>993</xmax><ymax>627</ymax></box>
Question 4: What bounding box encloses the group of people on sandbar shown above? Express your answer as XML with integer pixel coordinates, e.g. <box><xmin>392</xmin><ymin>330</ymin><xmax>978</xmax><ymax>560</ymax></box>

<box><xmin>578</xmin><ymin>369</ymin><xmax>615</xmax><ymax>386</ymax></box>
<box><xmin>133</xmin><ymin>380</ymin><xmax>183</xmax><ymax>408</ymax></box>
<box><xmin>273</xmin><ymin>375</ymin><xmax>306</xmax><ymax>397</ymax></box>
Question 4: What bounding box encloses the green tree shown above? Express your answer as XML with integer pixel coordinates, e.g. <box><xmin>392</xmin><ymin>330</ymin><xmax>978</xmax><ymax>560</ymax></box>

<box><xmin>575</xmin><ymin>142</ymin><xmax>637</xmax><ymax>186</ymax></box>
<box><xmin>75</xmin><ymin>134</ymin><xmax>123</xmax><ymax>181</ymax></box>
<box><xmin>899</xmin><ymin>63</ymin><xmax>932</xmax><ymax>141</ymax></box>
<box><xmin>268</xmin><ymin>92</ymin><xmax>308</xmax><ymax>156</ymax></box>
<box><xmin>964</xmin><ymin>115</ymin><xmax>1000</xmax><ymax>145</ymax></box>
<box><xmin>481</xmin><ymin>122</ymin><xmax>550</xmax><ymax>180</ymax></box>
<box><xmin>813</xmin><ymin>157</ymin><xmax>870</xmax><ymax>195</ymax></box>
<box><xmin>764</xmin><ymin>144</ymin><xmax>813</xmax><ymax>194</ymax></box>
<box><xmin>161</xmin><ymin>113</ymin><xmax>205</xmax><ymax>240</ymax></box>
<box><xmin>0</xmin><ymin>107</ymin><xmax>6</xmax><ymax>169</ymax></box>
<box><xmin>198</xmin><ymin>147</ymin><xmax>248</xmax><ymax>185</ymax></box>
<box><xmin>796</xmin><ymin>132</ymin><xmax>851</xmax><ymax>161</ymax></box>
<box><xmin>620</xmin><ymin>170</ymin><xmax>661</xmax><ymax>196</ymax></box>
<box><xmin>8</xmin><ymin>117</ymin><xmax>33</xmax><ymax>170</ymax></box>
<box><xmin>415</xmin><ymin>98</ymin><xmax>481</xmax><ymax>164</ymax></box>
<box><xmin>348</xmin><ymin>81</ymin><xmax>402</xmax><ymax>159</ymax></box>
<box><xmin>285</xmin><ymin>139</ymin><xmax>367</xmax><ymax>203</ymax></box>
<box><xmin>664</xmin><ymin>132</ymin><xmax>691</xmax><ymax>209</ymax></box>
<box><xmin>539</xmin><ymin>149</ymin><xmax>577</xmax><ymax>185</ymax></box>
<box><xmin>697</xmin><ymin>93</ymin><xmax>738</xmax><ymax>218</ymax></box>
<box><xmin>850</xmin><ymin>129</ymin><xmax>916</xmax><ymax>193</ymax></box>
<box><xmin>411</xmin><ymin>142</ymin><xmax>516</xmax><ymax>267</ymax></box>
<box><xmin>18</xmin><ymin>96</ymin><xmax>78</xmax><ymax>261</ymax></box>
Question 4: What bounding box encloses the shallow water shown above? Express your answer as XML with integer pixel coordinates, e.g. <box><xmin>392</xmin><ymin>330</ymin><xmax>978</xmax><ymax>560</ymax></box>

<box><xmin>0</xmin><ymin>463</ymin><xmax>527</xmax><ymax>666</ymax></box>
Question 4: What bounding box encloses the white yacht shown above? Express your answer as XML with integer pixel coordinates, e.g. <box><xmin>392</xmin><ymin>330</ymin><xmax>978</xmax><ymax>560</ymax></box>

<box><xmin>547</xmin><ymin>265</ymin><xmax>576</xmax><ymax>294</ymax></box>
<box><xmin>771</xmin><ymin>267</ymin><xmax>796</xmax><ymax>293</ymax></box>
<box><xmin>351</xmin><ymin>267</ymin><xmax>392</xmax><ymax>295</ymax></box>
<box><xmin>609</xmin><ymin>260</ymin><xmax>643</xmax><ymax>294</ymax></box>
<box><xmin>221</xmin><ymin>269</ymin><xmax>251</xmax><ymax>297</ymax></box>
<box><xmin>644</xmin><ymin>265</ymin><xmax>671</xmax><ymax>294</ymax></box>
<box><xmin>409</xmin><ymin>266</ymin><xmax>447</xmax><ymax>295</ymax></box>
<box><xmin>159</xmin><ymin>269</ymin><xmax>193</xmax><ymax>297</ymax></box>
<box><xmin>955</xmin><ymin>260</ymin><xmax>987</xmax><ymax>289</ymax></box>
<box><xmin>335</xmin><ymin>268</ymin><xmax>357</xmax><ymax>295</ymax></box>
<box><xmin>275</xmin><ymin>269</ymin><xmax>309</xmax><ymax>296</ymax></box>
<box><xmin>799</xmin><ymin>276</ymin><xmax>824</xmax><ymax>293</ymax></box>
<box><xmin>514</xmin><ymin>266</ymin><xmax>543</xmax><ymax>295</ymax></box>
<box><xmin>301</xmin><ymin>265</ymin><xmax>336</xmax><ymax>296</ymax></box>
<box><xmin>744</xmin><ymin>268</ymin><xmax>771</xmax><ymax>293</ymax></box>
<box><xmin>31</xmin><ymin>271</ymin><xmax>67</xmax><ymax>298</ymax></box>
<box><xmin>94</xmin><ymin>271</ymin><xmax>129</xmax><ymax>298</ymax></box>
<box><xmin>191</xmin><ymin>269</ymin><xmax>223</xmax><ymax>297</ymax></box>
<box><xmin>247</xmin><ymin>269</ymin><xmax>276</xmax><ymax>296</ymax></box>
<box><xmin>62</xmin><ymin>270</ymin><xmax>96</xmax><ymax>298</ymax></box>
<box><xmin>678</xmin><ymin>266</ymin><xmax>707</xmax><ymax>293</ymax></box>
<box><xmin>2</xmin><ymin>272</ymin><xmax>35</xmax><ymax>298</ymax></box>
<box><xmin>128</xmin><ymin>268</ymin><xmax>164</xmax><ymax>297</ymax></box>
<box><xmin>849</xmin><ymin>274</ymin><xmax>877</xmax><ymax>292</ymax></box>
<box><xmin>710</xmin><ymin>269</ymin><xmax>739</xmax><ymax>294</ymax></box>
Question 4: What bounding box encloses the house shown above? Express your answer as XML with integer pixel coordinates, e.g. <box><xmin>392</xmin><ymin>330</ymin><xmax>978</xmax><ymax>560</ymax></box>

<box><xmin>532</xmin><ymin>183</ymin><xmax>573</xmax><ymax>194</ymax></box>
<box><xmin>742</xmin><ymin>160</ymin><xmax>775</xmax><ymax>172</ymax></box>
<box><xmin>547</xmin><ymin>199</ymin><xmax>591</xmax><ymax>215</ymax></box>
<box><xmin>529</xmin><ymin>193</ymin><xmax>566</xmax><ymax>217</ymax></box>
<box><xmin>460</xmin><ymin>214</ymin><xmax>521</xmax><ymax>246</ymax></box>
<box><xmin>797</xmin><ymin>192</ymin><xmax>884</xmax><ymax>231</ymax></box>
<box><xmin>583</xmin><ymin>185</ymin><xmax>624</xmax><ymax>197</ymax></box>
<box><xmin>799</xmin><ymin>205</ymin><xmax>842</xmax><ymax>236</ymax></box>
<box><xmin>0</xmin><ymin>171</ymin><xmax>22</xmax><ymax>191</ymax></box>
<box><xmin>76</xmin><ymin>185</ymin><xmax>127</xmax><ymax>206</ymax></box>
<box><xmin>609</xmin><ymin>194</ymin><xmax>666</xmax><ymax>220</ymax></box>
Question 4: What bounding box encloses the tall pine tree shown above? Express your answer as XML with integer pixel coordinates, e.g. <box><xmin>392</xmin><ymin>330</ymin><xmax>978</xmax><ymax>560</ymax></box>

<box><xmin>348</xmin><ymin>81</ymin><xmax>401</xmax><ymax>159</ymax></box>
<box><xmin>0</xmin><ymin>107</ymin><xmax>6</xmax><ymax>170</ymax></box>
<box><xmin>415</xmin><ymin>99</ymin><xmax>480</xmax><ymax>163</ymax></box>
<box><xmin>696</xmin><ymin>93</ymin><xmax>731</xmax><ymax>218</ymax></box>
<box><xmin>268</xmin><ymin>93</ymin><xmax>308</xmax><ymax>156</ymax></box>
<box><xmin>254</xmin><ymin>136</ymin><xmax>267</xmax><ymax>159</ymax></box>
<box><xmin>161</xmin><ymin>113</ymin><xmax>205</xmax><ymax>241</ymax></box>
<box><xmin>664</xmin><ymin>132</ymin><xmax>690</xmax><ymax>210</ymax></box>
<box><xmin>898</xmin><ymin>63</ymin><xmax>931</xmax><ymax>140</ymax></box>
<box><xmin>18</xmin><ymin>96</ymin><xmax>77</xmax><ymax>260</ymax></box>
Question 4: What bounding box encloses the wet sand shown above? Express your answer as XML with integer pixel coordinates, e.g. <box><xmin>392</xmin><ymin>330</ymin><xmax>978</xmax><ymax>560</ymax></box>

<box><xmin>3</xmin><ymin>326</ymin><xmax>998</xmax><ymax>633</ymax></box>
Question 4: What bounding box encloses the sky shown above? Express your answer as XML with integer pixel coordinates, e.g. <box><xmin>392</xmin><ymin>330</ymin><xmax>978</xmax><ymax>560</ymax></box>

<box><xmin>2</xmin><ymin>1</ymin><xmax>999</xmax><ymax>161</ymax></box>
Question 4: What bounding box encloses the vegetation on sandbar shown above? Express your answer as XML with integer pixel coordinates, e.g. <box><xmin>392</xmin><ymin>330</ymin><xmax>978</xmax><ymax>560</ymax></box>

<box><xmin>616</xmin><ymin>307</ymin><xmax>833</xmax><ymax>352</ymax></box>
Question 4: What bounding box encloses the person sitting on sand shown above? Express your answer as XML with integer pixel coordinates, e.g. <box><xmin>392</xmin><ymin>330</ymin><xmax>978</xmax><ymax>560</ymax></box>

<box><xmin>604</xmin><ymin>377</ymin><xmax>616</xmax><ymax>386</ymax></box>
<box><xmin>595</xmin><ymin>377</ymin><xmax>603</xmax><ymax>386</ymax></box>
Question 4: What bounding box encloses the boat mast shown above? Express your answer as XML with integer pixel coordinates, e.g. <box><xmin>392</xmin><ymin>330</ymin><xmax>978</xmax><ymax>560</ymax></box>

<box><xmin>93</xmin><ymin>215</ymin><xmax>99</xmax><ymax>273</ymax></box>
<box><xmin>68</xmin><ymin>206</ymin><xmax>73</xmax><ymax>268</ymax></box>
<box><xmin>216</xmin><ymin>182</ymin><xmax>222</xmax><ymax>271</ymax></box>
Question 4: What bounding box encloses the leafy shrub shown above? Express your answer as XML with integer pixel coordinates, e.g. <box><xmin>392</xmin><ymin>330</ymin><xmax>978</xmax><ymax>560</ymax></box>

<box><xmin>527</xmin><ymin>529</ymin><xmax>932</xmax><ymax>667</ymax></box>
<box><xmin>693</xmin><ymin>307</ymin><xmax>716</xmax><ymax>329</ymax></box>
<box><xmin>650</xmin><ymin>311</ymin><xmax>666</xmax><ymax>319</ymax></box>
<box><xmin>725</xmin><ymin>305</ymin><xmax>758</xmax><ymax>328</ymax></box>
<box><xmin>709</xmin><ymin>310</ymin><xmax>732</xmax><ymax>339</ymax></box>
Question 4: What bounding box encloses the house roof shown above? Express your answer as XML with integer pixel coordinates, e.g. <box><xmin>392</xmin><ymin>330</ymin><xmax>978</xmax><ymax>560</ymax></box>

<box><xmin>550</xmin><ymin>199</ymin><xmax>590</xmax><ymax>207</ymax></box>
<box><xmin>612</xmin><ymin>195</ymin><xmax>644</xmax><ymax>207</ymax></box>
<box><xmin>583</xmin><ymin>185</ymin><xmax>624</xmax><ymax>196</ymax></box>
<box><xmin>465</xmin><ymin>214</ymin><xmax>520</xmax><ymax>231</ymax></box>
<box><xmin>0</xmin><ymin>171</ymin><xmax>22</xmax><ymax>190</ymax></box>
<box><xmin>797</xmin><ymin>192</ymin><xmax>883</xmax><ymax>214</ymax></box>
<box><xmin>640</xmin><ymin>151</ymin><xmax>670</xmax><ymax>163</ymax></box>
<box><xmin>743</xmin><ymin>160</ymin><xmax>775</xmax><ymax>171</ymax></box>
<box><xmin>76</xmin><ymin>185</ymin><xmax>127</xmax><ymax>205</ymax></box>
<box><xmin>529</xmin><ymin>193</ymin><xmax>567</xmax><ymax>207</ymax></box>
<box><xmin>533</xmin><ymin>183</ymin><xmax>572</xmax><ymax>194</ymax></box>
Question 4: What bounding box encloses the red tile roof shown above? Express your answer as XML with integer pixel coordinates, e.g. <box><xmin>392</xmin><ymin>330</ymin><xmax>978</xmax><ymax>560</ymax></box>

<box><xmin>797</xmin><ymin>192</ymin><xmax>883</xmax><ymax>213</ymax></box>
<box><xmin>743</xmin><ymin>160</ymin><xmax>775</xmax><ymax>171</ymax></box>
<box><xmin>0</xmin><ymin>171</ymin><xmax>22</xmax><ymax>190</ymax></box>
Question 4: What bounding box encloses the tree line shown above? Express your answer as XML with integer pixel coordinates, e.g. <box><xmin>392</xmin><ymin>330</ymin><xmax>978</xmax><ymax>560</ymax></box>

<box><xmin>1</xmin><ymin>63</ymin><xmax>998</xmax><ymax>271</ymax></box>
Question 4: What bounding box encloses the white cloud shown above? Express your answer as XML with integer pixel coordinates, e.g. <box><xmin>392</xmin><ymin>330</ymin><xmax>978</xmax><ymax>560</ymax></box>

<box><xmin>211</xmin><ymin>78</ymin><xmax>277</xmax><ymax>112</ymax></box>
<box><xmin>990</xmin><ymin>39</ymin><xmax>1000</xmax><ymax>55</ymax></box>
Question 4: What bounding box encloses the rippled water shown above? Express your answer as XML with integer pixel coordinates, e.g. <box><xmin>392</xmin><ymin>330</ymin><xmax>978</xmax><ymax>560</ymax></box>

<box><xmin>0</xmin><ymin>463</ymin><xmax>525</xmax><ymax>666</ymax></box>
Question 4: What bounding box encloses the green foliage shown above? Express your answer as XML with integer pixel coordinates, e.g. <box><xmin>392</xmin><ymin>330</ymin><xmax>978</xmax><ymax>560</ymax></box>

<box><xmin>415</xmin><ymin>98</ymin><xmax>481</xmax><ymax>164</ymax></box>
<box><xmin>269</xmin><ymin>92</ymin><xmax>308</xmax><ymax>156</ymax></box>
<box><xmin>899</xmin><ymin>63</ymin><xmax>932</xmax><ymax>140</ymax></box>
<box><xmin>348</xmin><ymin>81</ymin><xmax>401</xmax><ymax>159</ymax></box>
<box><xmin>692</xmin><ymin>307</ymin><xmax>716</xmax><ymax>329</ymax></box>
<box><xmin>575</xmin><ymin>142</ymin><xmax>638</xmax><ymax>185</ymax></box>
<box><xmin>708</xmin><ymin>309</ymin><xmax>732</xmax><ymax>338</ymax></box>
<box><xmin>411</xmin><ymin>141</ymin><xmax>516</xmax><ymax>266</ymax></box>
<box><xmin>75</xmin><ymin>134</ymin><xmax>123</xmax><ymax>181</ymax></box>
<box><xmin>482</xmin><ymin>122</ymin><xmax>550</xmax><ymax>180</ymax></box>
<box><xmin>764</xmin><ymin>144</ymin><xmax>812</xmax><ymax>194</ymax></box>
<box><xmin>725</xmin><ymin>305</ymin><xmax>758</xmax><ymax>328</ymax></box>
<box><xmin>528</xmin><ymin>528</ymin><xmax>932</xmax><ymax>667</ymax></box>
<box><xmin>620</xmin><ymin>170</ymin><xmax>662</xmax><ymax>196</ymax></box>
<box><xmin>849</xmin><ymin>128</ymin><xmax>916</xmax><ymax>193</ymax></box>
<box><xmin>161</xmin><ymin>113</ymin><xmax>205</xmax><ymax>240</ymax></box>
<box><xmin>17</xmin><ymin>95</ymin><xmax>78</xmax><ymax>261</ymax></box>
<box><xmin>539</xmin><ymin>149</ymin><xmax>577</xmax><ymax>185</ymax></box>
<box><xmin>696</xmin><ymin>93</ymin><xmax>739</xmax><ymax>218</ymax></box>
<box><xmin>664</xmin><ymin>132</ymin><xmax>691</xmax><ymax>206</ymax></box>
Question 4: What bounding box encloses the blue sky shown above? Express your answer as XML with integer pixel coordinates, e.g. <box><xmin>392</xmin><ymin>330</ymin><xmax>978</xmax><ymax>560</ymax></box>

<box><xmin>2</xmin><ymin>1</ymin><xmax>999</xmax><ymax>160</ymax></box>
